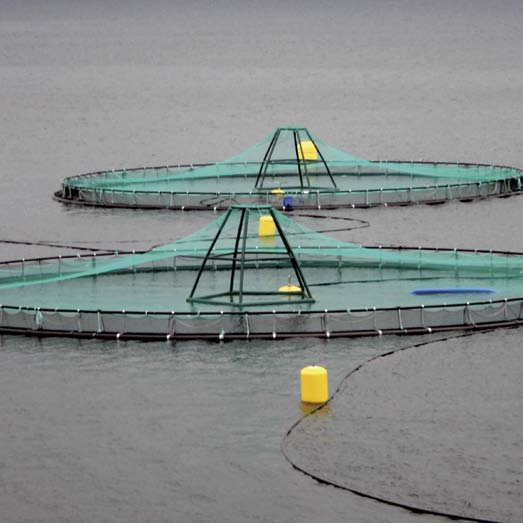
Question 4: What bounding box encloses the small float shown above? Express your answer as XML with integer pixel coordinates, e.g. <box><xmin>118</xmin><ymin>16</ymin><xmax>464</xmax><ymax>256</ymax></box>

<box><xmin>2</xmin><ymin>204</ymin><xmax>523</xmax><ymax>340</ymax></box>
<box><xmin>54</xmin><ymin>127</ymin><xmax>523</xmax><ymax>210</ymax></box>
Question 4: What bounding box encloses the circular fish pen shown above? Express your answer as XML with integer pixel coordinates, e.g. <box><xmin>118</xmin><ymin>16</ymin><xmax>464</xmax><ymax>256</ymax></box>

<box><xmin>2</xmin><ymin>205</ymin><xmax>523</xmax><ymax>340</ymax></box>
<box><xmin>55</xmin><ymin>127</ymin><xmax>523</xmax><ymax>210</ymax></box>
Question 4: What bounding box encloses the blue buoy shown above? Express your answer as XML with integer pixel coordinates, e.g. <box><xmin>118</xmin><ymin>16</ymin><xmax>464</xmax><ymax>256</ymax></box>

<box><xmin>410</xmin><ymin>287</ymin><xmax>496</xmax><ymax>296</ymax></box>
<box><xmin>283</xmin><ymin>195</ymin><xmax>294</xmax><ymax>209</ymax></box>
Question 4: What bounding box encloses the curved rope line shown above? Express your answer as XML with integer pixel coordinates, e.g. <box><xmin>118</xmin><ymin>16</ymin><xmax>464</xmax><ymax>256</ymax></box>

<box><xmin>0</xmin><ymin>213</ymin><xmax>368</xmax><ymax>253</ymax></box>
<box><xmin>281</xmin><ymin>329</ymin><xmax>511</xmax><ymax>523</ymax></box>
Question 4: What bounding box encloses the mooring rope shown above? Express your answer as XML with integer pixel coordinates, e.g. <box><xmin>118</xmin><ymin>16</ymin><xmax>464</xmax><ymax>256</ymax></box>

<box><xmin>281</xmin><ymin>329</ymin><xmax>510</xmax><ymax>523</ymax></box>
<box><xmin>291</xmin><ymin>212</ymin><xmax>370</xmax><ymax>234</ymax></box>
<box><xmin>0</xmin><ymin>213</ymin><xmax>367</xmax><ymax>256</ymax></box>
<box><xmin>0</xmin><ymin>239</ymin><xmax>117</xmax><ymax>252</ymax></box>
<box><xmin>0</xmin><ymin>238</ymin><xmax>179</xmax><ymax>254</ymax></box>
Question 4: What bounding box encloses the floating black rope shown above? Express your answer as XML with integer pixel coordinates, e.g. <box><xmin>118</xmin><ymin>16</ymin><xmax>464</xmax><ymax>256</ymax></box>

<box><xmin>0</xmin><ymin>239</ymin><xmax>115</xmax><ymax>252</ymax></box>
<box><xmin>0</xmin><ymin>238</ymin><xmax>181</xmax><ymax>254</ymax></box>
<box><xmin>291</xmin><ymin>212</ymin><xmax>370</xmax><ymax>234</ymax></box>
<box><xmin>281</xmin><ymin>329</ymin><xmax>510</xmax><ymax>523</ymax></box>
<box><xmin>0</xmin><ymin>213</ymin><xmax>366</xmax><ymax>255</ymax></box>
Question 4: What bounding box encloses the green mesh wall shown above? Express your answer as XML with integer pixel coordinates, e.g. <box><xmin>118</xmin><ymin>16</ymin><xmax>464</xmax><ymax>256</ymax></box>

<box><xmin>59</xmin><ymin>128</ymin><xmax>522</xmax><ymax>207</ymax></box>
<box><xmin>2</xmin><ymin>205</ymin><xmax>523</xmax><ymax>298</ymax></box>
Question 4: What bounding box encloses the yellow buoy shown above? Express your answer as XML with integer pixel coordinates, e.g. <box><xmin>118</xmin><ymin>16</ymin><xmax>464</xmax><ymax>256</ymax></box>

<box><xmin>259</xmin><ymin>235</ymin><xmax>276</xmax><ymax>248</ymax></box>
<box><xmin>296</xmin><ymin>140</ymin><xmax>318</xmax><ymax>161</ymax></box>
<box><xmin>278</xmin><ymin>283</ymin><xmax>301</xmax><ymax>293</ymax></box>
<box><xmin>301</xmin><ymin>366</ymin><xmax>329</xmax><ymax>403</ymax></box>
<box><xmin>278</xmin><ymin>274</ymin><xmax>301</xmax><ymax>293</ymax></box>
<box><xmin>301</xmin><ymin>401</ymin><xmax>331</xmax><ymax>416</ymax></box>
<box><xmin>271</xmin><ymin>188</ymin><xmax>285</xmax><ymax>195</ymax></box>
<box><xmin>258</xmin><ymin>215</ymin><xmax>276</xmax><ymax>237</ymax></box>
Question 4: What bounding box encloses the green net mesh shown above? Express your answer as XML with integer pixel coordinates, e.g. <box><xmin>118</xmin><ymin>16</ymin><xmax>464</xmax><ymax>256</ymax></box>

<box><xmin>60</xmin><ymin>128</ymin><xmax>522</xmax><ymax>202</ymax></box>
<box><xmin>2</xmin><ymin>205</ymin><xmax>523</xmax><ymax>296</ymax></box>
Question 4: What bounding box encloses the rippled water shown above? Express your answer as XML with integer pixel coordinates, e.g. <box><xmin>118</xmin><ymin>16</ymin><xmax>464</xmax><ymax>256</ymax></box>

<box><xmin>1</xmin><ymin>1</ymin><xmax>522</xmax><ymax>522</ymax></box>
<box><xmin>284</xmin><ymin>330</ymin><xmax>523</xmax><ymax>522</ymax></box>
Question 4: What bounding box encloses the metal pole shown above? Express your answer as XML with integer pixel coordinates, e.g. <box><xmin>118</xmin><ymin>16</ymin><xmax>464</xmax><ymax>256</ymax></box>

<box><xmin>293</xmin><ymin>130</ymin><xmax>305</xmax><ymax>190</ymax></box>
<box><xmin>229</xmin><ymin>208</ymin><xmax>246</xmax><ymax>295</ymax></box>
<box><xmin>270</xmin><ymin>208</ymin><xmax>314</xmax><ymax>300</ymax></box>
<box><xmin>237</xmin><ymin>208</ymin><xmax>250</xmax><ymax>304</ymax></box>
<box><xmin>305</xmin><ymin>129</ymin><xmax>337</xmax><ymax>189</ymax></box>
<box><xmin>187</xmin><ymin>208</ymin><xmax>232</xmax><ymax>300</ymax></box>
<box><xmin>296</xmin><ymin>129</ymin><xmax>311</xmax><ymax>188</ymax></box>
<box><xmin>255</xmin><ymin>129</ymin><xmax>281</xmax><ymax>189</ymax></box>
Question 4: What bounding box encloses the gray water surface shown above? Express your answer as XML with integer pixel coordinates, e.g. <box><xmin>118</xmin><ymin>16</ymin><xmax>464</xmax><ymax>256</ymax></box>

<box><xmin>1</xmin><ymin>1</ymin><xmax>522</xmax><ymax>522</ymax></box>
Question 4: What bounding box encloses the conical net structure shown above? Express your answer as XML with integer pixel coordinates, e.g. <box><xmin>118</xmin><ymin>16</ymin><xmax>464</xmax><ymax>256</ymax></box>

<box><xmin>3</xmin><ymin>207</ymin><xmax>523</xmax><ymax>294</ymax></box>
<box><xmin>3</xmin><ymin>206</ymin><xmax>523</xmax><ymax>338</ymax></box>
<box><xmin>186</xmin><ymin>205</ymin><xmax>314</xmax><ymax>307</ymax></box>
<box><xmin>57</xmin><ymin>127</ymin><xmax>523</xmax><ymax>210</ymax></box>
<box><xmin>253</xmin><ymin>127</ymin><xmax>338</xmax><ymax>191</ymax></box>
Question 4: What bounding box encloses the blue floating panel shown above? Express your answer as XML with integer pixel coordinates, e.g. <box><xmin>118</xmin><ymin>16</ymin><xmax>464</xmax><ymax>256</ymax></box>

<box><xmin>411</xmin><ymin>287</ymin><xmax>496</xmax><ymax>296</ymax></box>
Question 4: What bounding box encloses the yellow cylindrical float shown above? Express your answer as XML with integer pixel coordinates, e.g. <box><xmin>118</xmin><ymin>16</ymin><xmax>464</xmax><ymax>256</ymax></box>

<box><xmin>296</xmin><ymin>140</ymin><xmax>318</xmax><ymax>161</ymax></box>
<box><xmin>258</xmin><ymin>215</ymin><xmax>276</xmax><ymax>237</ymax></box>
<box><xmin>278</xmin><ymin>274</ymin><xmax>301</xmax><ymax>293</ymax></box>
<box><xmin>278</xmin><ymin>283</ymin><xmax>301</xmax><ymax>293</ymax></box>
<box><xmin>300</xmin><ymin>366</ymin><xmax>329</xmax><ymax>404</ymax></box>
<box><xmin>259</xmin><ymin>235</ymin><xmax>276</xmax><ymax>248</ymax></box>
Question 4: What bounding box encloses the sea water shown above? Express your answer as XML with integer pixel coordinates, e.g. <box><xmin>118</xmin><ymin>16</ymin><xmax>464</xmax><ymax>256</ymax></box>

<box><xmin>1</xmin><ymin>1</ymin><xmax>522</xmax><ymax>521</ymax></box>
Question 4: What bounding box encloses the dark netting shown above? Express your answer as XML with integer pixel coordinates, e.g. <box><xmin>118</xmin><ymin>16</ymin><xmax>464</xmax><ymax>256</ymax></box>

<box><xmin>55</xmin><ymin>127</ymin><xmax>523</xmax><ymax>210</ymax></box>
<box><xmin>2</xmin><ymin>205</ymin><xmax>523</xmax><ymax>339</ymax></box>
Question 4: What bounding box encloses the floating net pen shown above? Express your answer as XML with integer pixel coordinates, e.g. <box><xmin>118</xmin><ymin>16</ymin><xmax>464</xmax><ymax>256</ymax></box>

<box><xmin>2</xmin><ymin>205</ymin><xmax>523</xmax><ymax>340</ymax></box>
<box><xmin>55</xmin><ymin>127</ymin><xmax>523</xmax><ymax>210</ymax></box>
